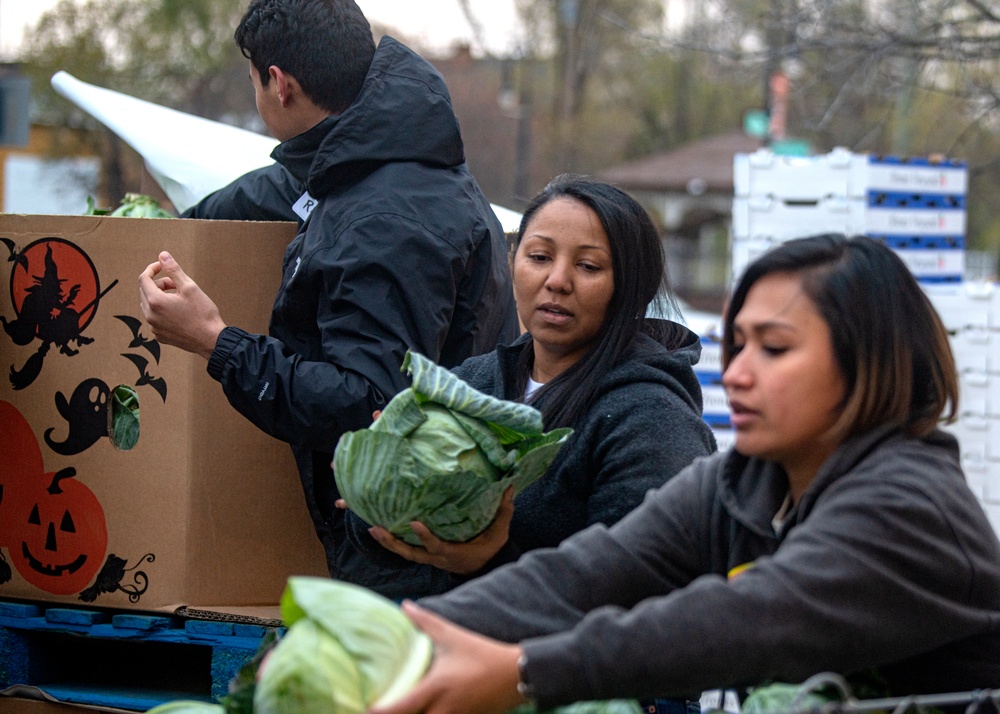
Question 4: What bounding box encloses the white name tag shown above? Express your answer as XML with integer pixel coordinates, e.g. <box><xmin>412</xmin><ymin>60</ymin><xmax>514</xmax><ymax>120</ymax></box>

<box><xmin>293</xmin><ymin>192</ymin><xmax>318</xmax><ymax>222</ymax></box>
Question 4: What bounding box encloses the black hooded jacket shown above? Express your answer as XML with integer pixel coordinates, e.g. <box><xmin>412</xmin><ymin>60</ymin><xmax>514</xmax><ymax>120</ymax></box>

<box><xmin>202</xmin><ymin>36</ymin><xmax>519</xmax><ymax>577</ymax></box>
<box><xmin>341</xmin><ymin>322</ymin><xmax>717</xmax><ymax>599</ymax></box>
<box><xmin>182</xmin><ymin>161</ymin><xmax>311</xmax><ymax>223</ymax></box>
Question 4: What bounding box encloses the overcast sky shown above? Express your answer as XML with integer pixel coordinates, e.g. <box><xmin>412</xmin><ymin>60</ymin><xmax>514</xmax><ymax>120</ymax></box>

<box><xmin>0</xmin><ymin>0</ymin><xmax>520</xmax><ymax>59</ymax></box>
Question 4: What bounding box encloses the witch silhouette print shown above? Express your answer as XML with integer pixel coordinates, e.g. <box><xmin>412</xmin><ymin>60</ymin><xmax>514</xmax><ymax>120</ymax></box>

<box><xmin>1</xmin><ymin>237</ymin><xmax>117</xmax><ymax>390</ymax></box>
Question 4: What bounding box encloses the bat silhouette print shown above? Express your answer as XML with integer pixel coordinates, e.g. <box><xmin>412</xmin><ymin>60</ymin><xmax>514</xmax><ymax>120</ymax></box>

<box><xmin>120</xmin><ymin>353</ymin><xmax>167</xmax><ymax>403</ymax></box>
<box><xmin>114</xmin><ymin>314</ymin><xmax>160</xmax><ymax>363</ymax></box>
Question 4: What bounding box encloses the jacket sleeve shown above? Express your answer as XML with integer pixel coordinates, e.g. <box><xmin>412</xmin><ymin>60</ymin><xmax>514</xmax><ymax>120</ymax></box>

<box><xmin>423</xmin><ymin>451</ymin><xmax>999</xmax><ymax>708</ymax></box>
<box><xmin>419</xmin><ymin>457</ymin><xmax>715</xmax><ymax>685</ymax></box>
<box><xmin>180</xmin><ymin>163</ymin><xmax>307</xmax><ymax>223</ymax></box>
<box><xmin>207</xmin><ymin>326</ymin><xmax>386</xmax><ymax>451</ymax></box>
<box><xmin>581</xmin><ymin>382</ymin><xmax>716</xmax><ymax>528</ymax></box>
<box><xmin>208</xmin><ymin>212</ymin><xmax>469</xmax><ymax>453</ymax></box>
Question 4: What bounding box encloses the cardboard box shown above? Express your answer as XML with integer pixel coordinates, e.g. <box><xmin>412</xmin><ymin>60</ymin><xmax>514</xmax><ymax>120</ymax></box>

<box><xmin>0</xmin><ymin>214</ymin><xmax>328</xmax><ymax>613</ymax></box>
<box><xmin>1</xmin><ymin>688</ymin><xmax>135</xmax><ymax>713</ymax></box>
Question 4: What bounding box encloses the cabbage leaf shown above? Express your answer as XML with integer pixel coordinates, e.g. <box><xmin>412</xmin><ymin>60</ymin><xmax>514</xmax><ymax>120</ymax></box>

<box><xmin>280</xmin><ymin>576</ymin><xmax>432</xmax><ymax>707</ymax></box>
<box><xmin>252</xmin><ymin>618</ymin><xmax>365</xmax><ymax>714</ymax></box>
<box><xmin>334</xmin><ymin>351</ymin><xmax>571</xmax><ymax>544</ymax></box>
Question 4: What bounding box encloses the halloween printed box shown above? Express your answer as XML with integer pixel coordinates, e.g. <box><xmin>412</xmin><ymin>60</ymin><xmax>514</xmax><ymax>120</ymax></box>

<box><xmin>0</xmin><ymin>214</ymin><xmax>328</xmax><ymax>613</ymax></box>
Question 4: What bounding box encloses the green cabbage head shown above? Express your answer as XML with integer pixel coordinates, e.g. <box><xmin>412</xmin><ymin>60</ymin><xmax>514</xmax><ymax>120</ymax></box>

<box><xmin>333</xmin><ymin>351</ymin><xmax>572</xmax><ymax>544</ymax></box>
<box><xmin>144</xmin><ymin>576</ymin><xmax>643</xmax><ymax>714</ymax></box>
<box><xmin>255</xmin><ymin>576</ymin><xmax>433</xmax><ymax>714</ymax></box>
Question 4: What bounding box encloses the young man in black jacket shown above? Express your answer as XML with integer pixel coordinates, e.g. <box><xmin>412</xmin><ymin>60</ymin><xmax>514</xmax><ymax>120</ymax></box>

<box><xmin>138</xmin><ymin>0</ymin><xmax>518</xmax><ymax>594</ymax></box>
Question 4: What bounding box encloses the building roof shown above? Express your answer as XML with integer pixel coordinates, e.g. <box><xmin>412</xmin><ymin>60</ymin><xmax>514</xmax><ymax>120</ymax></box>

<box><xmin>597</xmin><ymin>131</ymin><xmax>765</xmax><ymax>194</ymax></box>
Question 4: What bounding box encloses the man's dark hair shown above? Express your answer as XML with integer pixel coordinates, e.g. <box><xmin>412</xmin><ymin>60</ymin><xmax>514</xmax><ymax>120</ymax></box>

<box><xmin>235</xmin><ymin>0</ymin><xmax>376</xmax><ymax>114</ymax></box>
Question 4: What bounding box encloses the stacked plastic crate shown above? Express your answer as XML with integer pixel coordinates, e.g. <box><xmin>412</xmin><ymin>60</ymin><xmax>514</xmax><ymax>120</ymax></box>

<box><xmin>731</xmin><ymin>146</ymin><xmax>968</xmax><ymax>282</ymax></box>
<box><xmin>925</xmin><ymin>283</ymin><xmax>1000</xmax><ymax>533</ymax></box>
<box><xmin>693</xmin><ymin>331</ymin><xmax>734</xmax><ymax>452</ymax></box>
<box><xmin>721</xmin><ymin>147</ymin><xmax>1000</xmax><ymax>533</ymax></box>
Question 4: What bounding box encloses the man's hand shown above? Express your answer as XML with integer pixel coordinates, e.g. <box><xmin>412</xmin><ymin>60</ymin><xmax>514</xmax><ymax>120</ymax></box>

<box><xmin>139</xmin><ymin>251</ymin><xmax>227</xmax><ymax>360</ymax></box>
<box><xmin>369</xmin><ymin>602</ymin><xmax>527</xmax><ymax>714</ymax></box>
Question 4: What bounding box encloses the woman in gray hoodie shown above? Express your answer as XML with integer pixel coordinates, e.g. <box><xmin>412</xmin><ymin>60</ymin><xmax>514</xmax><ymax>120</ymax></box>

<box><xmin>372</xmin><ymin>234</ymin><xmax>1000</xmax><ymax>714</ymax></box>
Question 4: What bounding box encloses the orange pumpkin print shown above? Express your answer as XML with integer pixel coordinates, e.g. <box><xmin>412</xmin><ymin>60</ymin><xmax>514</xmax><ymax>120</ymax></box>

<box><xmin>9</xmin><ymin>467</ymin><xmax>108</xmax><ymax>595</ymax></box>
<box><xmin>0</xmin><ymin>400</ymin><xmax>45</xmax><ymax>548</ymax></box>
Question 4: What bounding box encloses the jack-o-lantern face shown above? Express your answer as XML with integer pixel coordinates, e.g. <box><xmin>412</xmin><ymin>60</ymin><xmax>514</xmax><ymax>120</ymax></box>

<box><xmin>9</xmin><ymin>467</ymin><xmax>108</xmax><ymax>595</ymax></box>
<box><xmin>0</xmin><ymin>400</ymin><xmax>45</xmax><ymax>548</ymax></box>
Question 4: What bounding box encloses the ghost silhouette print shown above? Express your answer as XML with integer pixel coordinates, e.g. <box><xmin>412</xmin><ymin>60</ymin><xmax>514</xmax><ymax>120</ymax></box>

<box><xmin>44</xmin><ymin>378</ymin><xmax>111</xmax><ymax>456</ymax></box>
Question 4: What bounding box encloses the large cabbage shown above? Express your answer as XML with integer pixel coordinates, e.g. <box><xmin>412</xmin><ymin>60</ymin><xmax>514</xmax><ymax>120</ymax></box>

<box><xmin>146</xmin><ymin>577</ymin><xmax>643</xmax><ymax>714</ymax></box>
<box><xmin>333</xmin><ymin>351</ymin><xmax>572</xmax><ymax>545</ymax></box>
<box><xmin>253</xmin><ymin>577</ymin><xmax>433</xmax><ymax>714</ymax></box>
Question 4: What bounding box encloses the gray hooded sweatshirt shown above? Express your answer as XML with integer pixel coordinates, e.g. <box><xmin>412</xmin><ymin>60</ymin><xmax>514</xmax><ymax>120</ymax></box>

<box><xmin>422</xmin><ymin>425</ymin><xmax>1000</xmax><ymax>707</ymax></box>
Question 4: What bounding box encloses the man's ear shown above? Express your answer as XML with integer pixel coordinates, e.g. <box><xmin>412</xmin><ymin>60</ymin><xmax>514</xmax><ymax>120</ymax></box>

<box><xmin>269</xmin><ymin>65</ymin><xmax>293</xmax><ymax>107</ymax></box>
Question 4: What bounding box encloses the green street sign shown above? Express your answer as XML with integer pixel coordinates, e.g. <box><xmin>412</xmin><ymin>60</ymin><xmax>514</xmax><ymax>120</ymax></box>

<box><xmin>770</xmin><ymin>138</ymin><xmax>812</xmax><ymax>156</ymax></box>
<box><xmin>744</xmin><ymin>110</ymin><xmax>770</xmax><ymax>138</ymax></box>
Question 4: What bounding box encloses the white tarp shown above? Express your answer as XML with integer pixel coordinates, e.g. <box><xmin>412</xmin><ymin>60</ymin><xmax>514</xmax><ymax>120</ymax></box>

<box><xmin>49</xmin><ymin>71</ymin><xmax>523</xmax><ymax>231</ymax></box>
<box><xmin>51</xmin><ymin>71</ymin><xmax>279</xmax><ymax>213</ymax></box>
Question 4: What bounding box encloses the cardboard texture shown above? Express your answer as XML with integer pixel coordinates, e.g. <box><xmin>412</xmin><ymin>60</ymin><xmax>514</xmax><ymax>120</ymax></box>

<box><xmin>0</xmin><ymin>214</ymin><xmax>328</xmax><ymax>613</ymax></box>
<box><xmin>1</xmin><ymin>688</ymin><xmax>135</xmax><ymax>714</ymax></box>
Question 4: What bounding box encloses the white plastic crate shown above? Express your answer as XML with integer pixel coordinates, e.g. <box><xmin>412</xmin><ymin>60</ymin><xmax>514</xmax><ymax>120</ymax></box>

<box><xmin>697</xmin><ymin>336</ymin><xmax>723</xmax><ymax>375</ymax></box>
<box><xmin>866</xmin><ymin>155</ymin><xmax>968</xmax><ymax>196</ymax></box>
<box><xmin>711</xmin><ymin>427</ymin><xmax>736</xmax><ymax>453</ymax></box>
<box><xmin>733</xmin><ymin>196</ymin><xmax>966</xmax><ymax>241</ymax></box>
<box><xmin>923</xmin><ymin>284</ymin><xmax>991</xmax><ymax>331</ymax></box>
<box><xmin>734</xmin><ymin>148</ymin><xmax>967</xmax><ymax>199</ymax></box>
<box><xmin>989</xmin><ymin>286</ymin><xmax>1000</xmax><ymax>331</ymax></box>
<box><xmin>988</xmin><ymin>373</ymin><xmax>1000</xmax><ymax>418</ymax></box>
<box><xmin>943</xmin><ymin>415</ymin><xmax>989</xmax><ymax>451</ymax></box>
<box><xmin>700</xmin><ymin>382</ymin><xmax>730</xmax><ymax>428</ymax></box>
<box><xmin>941</xmin><ymin>419</ymin><xmax>988</xmax><ymax>492</ymax></box>
<box><xmin>892</xmin><ymin>246</ymin><xmax>965</xmax><ymax>283</ymax></box>
<box><xmin>923</xmin><ymin>284</ymin><xmax>999</xmax><ymax>370</ymax></box>
<box><xmin>865</xmin><ymin>206</ymin><xmax>966</xmax><ymax>236</ymax></box>
<box><xmin>960</xmin><ymin>370</ymin><xmax>990</xmax><ymax>416</ymax></box>
<box><xmin>730</xmin><ymin>237</ymin><xmax>779</xmax><ymax>283</ymax></box>
<box><xmin>732</xmin><ymin>232</ymin><xmax>965</xmax><ymax>284</ymax></box>
<box><xmin>732</xmin><ymin>195</ymin><xmax>865</xmax><ymax>240</ymax></box>
<box><xmin>950</xmin><ymin>330</ymin><xmax>990</xmax><ymax>373</ymax></box>
<box><xmin>984</xmin><ymin>418</ymin><xmax>1000</xmax><ymax>462</ymax></box>
<box><xmin>981</xmin><ymin>459</ymin><xmax>1000</xmax><ymax>506</ymax></box>
<box><xmin>734</xmin><ymin>147</ymin><xmax>861</xmax><ymax>199</ymax></box>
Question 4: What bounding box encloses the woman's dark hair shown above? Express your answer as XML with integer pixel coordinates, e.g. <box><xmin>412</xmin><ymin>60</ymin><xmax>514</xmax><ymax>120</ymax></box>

<box><xmin>722</xmin><ymin>234</ymin><xmax>958</xmax><ymax>439</ymax></box>
<box><xmin>235</xmin><ymin>0</ymin><xmax>376</xmax><ymax>114</ymax></box>
<box><xmin>514</xmin><ymin>174</ymin><xmax>686</xmax><ymax>429</ymax></box>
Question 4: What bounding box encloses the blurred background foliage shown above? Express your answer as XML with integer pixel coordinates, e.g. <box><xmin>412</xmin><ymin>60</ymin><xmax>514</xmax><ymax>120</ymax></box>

<box><xmin>13</xmin><ymin>0</ymin><xmax>1000</xmax><ymax>258</ymax></box>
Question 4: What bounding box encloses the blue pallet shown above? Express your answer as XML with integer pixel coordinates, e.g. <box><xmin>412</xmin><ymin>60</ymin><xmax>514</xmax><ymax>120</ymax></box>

<box><xmin>866</xmin><ymin>191</ymin><xmax>966</xmax><ymax>209</ymax></box>
<box><xmin>867</xmin><ymin>155</ymin><xmax>966</xmax><ymax>169</ymax></box>
<box><xmin>913</xmin><ymin>275</ymin><xmax>965</xmax><ymax>284</ymax></box>
<box><xmin>702</xmin><ymin>413</ymin><xmax>732</xmax><ymax>427</ymax></box>
<box><xmin>0</xmin><ymin>600</ymin><xmax>280</xmax><ymax>711</ymax></box>
<box><xmin>869</xmin><ymin>234</ymin><xmax>965</xmax><ymax>249</ymax></box>
<box><xmin>694</xmin><ymin>371</ymin><xmax>723</xmax><ymax>387</ymax></box>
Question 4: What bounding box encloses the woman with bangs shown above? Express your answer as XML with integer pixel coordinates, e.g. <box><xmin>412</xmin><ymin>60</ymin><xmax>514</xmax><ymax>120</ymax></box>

<box><xmin>370</xmin><ymin>233</ymin><xmax>1000</xmax><ymax>714</ymax></box>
